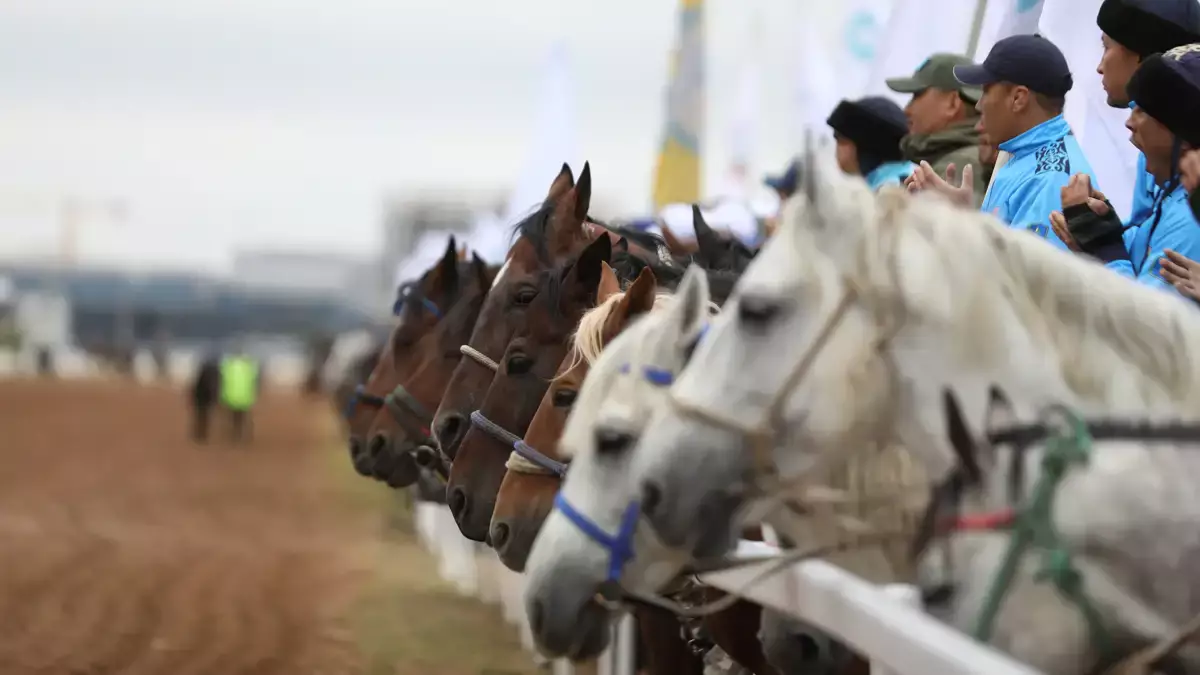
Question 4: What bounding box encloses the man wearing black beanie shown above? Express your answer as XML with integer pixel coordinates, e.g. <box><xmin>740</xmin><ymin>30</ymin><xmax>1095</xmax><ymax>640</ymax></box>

<box><xmin>825</xmin><ymin>96</ymin><xmax>916</xmax><ymax>191</ymax></box>
<box><xmin>1096</xmin><ymin>0</ymin><xmax>1200</xmax><ymax>224</ymax></box>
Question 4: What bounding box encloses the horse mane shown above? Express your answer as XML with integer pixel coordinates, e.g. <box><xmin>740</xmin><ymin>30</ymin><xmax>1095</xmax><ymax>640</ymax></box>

<box><xmin>570</xmin><ymin>291</ymin><xmax>678</xmax><ymax>367</ymax></box>
<box><xmin>819</xmin><ymin>181</ymin><xmax>1200</xmax><ymax>407</ymax></box>
<box><xmin>508</xmin><ymin>202</ymin><xmax>557</xmax><ymax>262</ymax></box>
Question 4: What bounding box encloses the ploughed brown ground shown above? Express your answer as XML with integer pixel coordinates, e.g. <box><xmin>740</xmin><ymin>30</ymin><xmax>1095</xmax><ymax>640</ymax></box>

<box><xmin>0</xmin><ymin>378</ymin><xmax>535</xmax><ymax>675</ymax></box>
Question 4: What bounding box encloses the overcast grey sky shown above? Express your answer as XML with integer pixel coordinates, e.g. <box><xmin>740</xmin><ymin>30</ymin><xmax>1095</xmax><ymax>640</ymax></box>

<box><xmin>0</xmin><ymin>0</ymin><xmax>802</xmax><ymax>272</ymax></box>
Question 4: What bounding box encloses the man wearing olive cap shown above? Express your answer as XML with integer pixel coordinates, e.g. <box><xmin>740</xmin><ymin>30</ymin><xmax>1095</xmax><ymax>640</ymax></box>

<box><xmin>887</xmin><ymin>53</ymin><xmax>990</xmax><ymax>205</ymax></box>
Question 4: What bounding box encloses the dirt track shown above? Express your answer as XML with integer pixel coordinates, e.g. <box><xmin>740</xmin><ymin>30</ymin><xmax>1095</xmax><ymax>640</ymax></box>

<box><xmin>0</xmin><ymin>378</ymin><xmax>534</xmax><ymax>675</ymax></box>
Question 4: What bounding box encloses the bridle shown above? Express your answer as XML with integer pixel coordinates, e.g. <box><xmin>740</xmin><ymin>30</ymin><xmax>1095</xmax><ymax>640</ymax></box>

<box><xmin>549</xmin><ymin>329</ymin><xmax>707</xmax><ymax>586</ymax></box>
<box><xmin>344</xmin><ymin>284</ymin><xmax>444</xmax><ymax>437</ymax></box>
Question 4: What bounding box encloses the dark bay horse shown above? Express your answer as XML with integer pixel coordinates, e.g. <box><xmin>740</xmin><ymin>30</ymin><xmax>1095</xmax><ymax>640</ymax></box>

<box><xmin>444</xmin><ymin>234</ymin><xmax>616</xmax><ymax>541</ymax></box>
<box><xmin>361</xmin><ymin>253</ymin><xmax>497</xmax><ymax>488</ymax></box>
<box><xmin>345</xmin><ymin>236</ymin><xmax>479</xmax><ymax>475</ymax></box>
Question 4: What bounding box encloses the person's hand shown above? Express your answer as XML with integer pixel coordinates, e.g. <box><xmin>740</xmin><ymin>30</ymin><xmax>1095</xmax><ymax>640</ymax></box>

<box><xmin>1160</xmin><ymin>249</ymin><xmax>1200</xmax><ymax>300</ymax></box>
<box><xmin>907</xmin><ymin>161</ymin><xmax>975</xmax><ymax>208</ymax></box>
<box><xmin>1049</xmin><ymin>210</ymin><xmax>1082</xmax><ymax>252</ymax></box>
<box><xmin>1059</xmin><ymin>173</ymin><xmax>1096</xmax><ymax>209</ymax></box>
<box><xmin>1181</xmin><ymin>149</ymin><xmax>1200</xmax><ymax>194</ymax></box>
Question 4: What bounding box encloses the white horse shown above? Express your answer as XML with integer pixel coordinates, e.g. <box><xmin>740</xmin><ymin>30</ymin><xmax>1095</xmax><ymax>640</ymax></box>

<box><xmin>521</xmin><ymin>266</ymin><xmax>715</xmax><ymax>660</ymax></box>
<box><xmin>632</xmin><ymin>152</ymin><xmax>1200</xmax><ymax>672</ymax></box>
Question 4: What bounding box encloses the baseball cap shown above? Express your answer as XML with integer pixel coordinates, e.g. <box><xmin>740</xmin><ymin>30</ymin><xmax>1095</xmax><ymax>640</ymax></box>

<box><xmin>763</xmin><ymin>160</ymin><xmax>799</xmax><ymax>196</ymax></box>
<box><xmin>887</xmin><ymin>53</ymin><xmax>984</xmax><ymax>102</ymax></box>
<box><xmin>953</xmin><ymin>34</ymin><xmax>1074</xmax><ymax>97</ymax></box>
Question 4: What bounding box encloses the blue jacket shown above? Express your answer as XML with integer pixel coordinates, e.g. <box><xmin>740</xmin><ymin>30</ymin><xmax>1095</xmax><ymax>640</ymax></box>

<box><xmin>1106</xmin><ymin>185</ymin><xmax>1200</xmax><ymax>293</ymax></box>
<box><xmin>1127</xmin><ymin>152</ymin><xmax>1160</xmax><ymax>227</ymax></box>
<box><xmin>866</xmin><ymin>161</ymin><xmax>916</xmax><ymax>191</ymax></box>
<box><xmin>982</xmin><ymin>115</ymin><xmax>1099</xmax><ymax>251</ymax></box>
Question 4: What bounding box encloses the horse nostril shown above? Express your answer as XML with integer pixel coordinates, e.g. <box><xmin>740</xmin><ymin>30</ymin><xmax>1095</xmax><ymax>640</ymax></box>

<box><xmin>448</xmin><ymin>487</ymin><xmax>468</xmax><ymax>520</ymax></box>
<box><xmin>436</xmin><ymin>413</ymin><xmax>467</xmax><ymax>455</ymax></box>
<box><xmin>641</xmin><ymin>481</ymin><xmax>662</xmax><ymax>517</ymax></box>
<box><xmin>414</xmin><ymin>445</ymin><xmax>437</xmax><ymax>468</ymax></box>
<box><xmin>348</xmin><ymin>436</ymin><xmax>363</xmax><ymax>459</ymax></box>
<box><xmin>368</xmin><ymin>433</ymin><xmax>389</xmax><ymax>459</ymax></box>
<box><xmin>491</xmin><ymin>521</ymin><xmax>510</xmax><ymax>550</ymax></box>
<box><xmin>594</xmin><ymin>428</ymin><xmax>633</xmax><ymax>454</ymax></box>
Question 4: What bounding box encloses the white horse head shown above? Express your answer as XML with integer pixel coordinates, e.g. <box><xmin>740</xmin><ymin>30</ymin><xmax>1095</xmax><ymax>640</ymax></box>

<box><xmin>630</xmin><ymin>152</ymin><xmax>946</xmax><ymax>559</ymax></box>
<box><xmin>522</xmin><ymin>265</ymin><xmax>716</xmax><ymax>660</ymax></box>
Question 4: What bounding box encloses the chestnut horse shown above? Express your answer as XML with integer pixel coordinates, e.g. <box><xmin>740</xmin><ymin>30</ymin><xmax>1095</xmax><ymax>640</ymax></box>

<box><xmin>346</xmin><ymin>237</ymin><xmax>472</xmax><ymax>473</ymax></box>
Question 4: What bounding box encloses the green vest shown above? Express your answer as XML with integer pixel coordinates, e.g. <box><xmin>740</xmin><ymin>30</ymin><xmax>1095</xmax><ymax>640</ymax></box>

<box><xmin>219</xmin><ymin>355</ymin><xmax>259</xmax><ymax>410</ymax></box>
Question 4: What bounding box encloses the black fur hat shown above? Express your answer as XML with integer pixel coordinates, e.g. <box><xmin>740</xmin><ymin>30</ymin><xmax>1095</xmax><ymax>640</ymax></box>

<box><xmin>1127</xmin><ymin>46</ymin><xmax>1200</xmax><ymax>147</ymax></box>
<box><xmin>1097</xmin><ymin>0</ymin><xmax>1200</xmax><ymax>57</ymax></box>
<box><xmin>826</xmin><ymin>97</ymin><xmax>907</xmax><ymax>162</ymax></box>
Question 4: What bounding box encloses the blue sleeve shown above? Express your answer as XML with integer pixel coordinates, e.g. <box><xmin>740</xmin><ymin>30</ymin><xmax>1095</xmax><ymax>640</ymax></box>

<box><xmin>1005</xmin><ymin>173</ymin><xmax>1075</xmax><ymax>251</ymax></box>
<box><xmin>1102</xmin><ymin>225</ymin><xmax>1140</xmax><ymax>279</ymax></box>
<box><xmin>1134</xmin><ymin>200</ymin><xmax>1200</xmax><ymax>293</ymax></box>
<box><xmin>1126</xmin><ymin>153</ymin><xmax>1158</xmax><ymax>228</ymax></box>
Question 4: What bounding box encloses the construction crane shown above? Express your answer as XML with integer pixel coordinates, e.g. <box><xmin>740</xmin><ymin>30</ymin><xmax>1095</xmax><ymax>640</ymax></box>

<box><xmin>0</xmin><ymin>191</ymin><xmax>127</xmax><ymax>266</ymax></box>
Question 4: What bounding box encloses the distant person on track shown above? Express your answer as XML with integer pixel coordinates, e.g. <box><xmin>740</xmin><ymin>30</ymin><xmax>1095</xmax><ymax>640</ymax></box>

<box><xmin>219</xmin><ymin>344</ymin><xmax>260</xmax><ymax>444</ymax></box>
<box><xmin>189</xmin><ymin>350</ymin><xmax>222</xmax><ymax>443</ymax></box>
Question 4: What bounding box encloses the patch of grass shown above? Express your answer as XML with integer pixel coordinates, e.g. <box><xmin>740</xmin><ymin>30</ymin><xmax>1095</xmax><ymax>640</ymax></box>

<box><xmin>320</xmin><ymin>409</ymin><xmax>538</xmax><ymax>675</ymax></box>
<box><xmin>353</xmin><ymin>540</ymin><xmax>540</xmax><ymax>675</ymax></box>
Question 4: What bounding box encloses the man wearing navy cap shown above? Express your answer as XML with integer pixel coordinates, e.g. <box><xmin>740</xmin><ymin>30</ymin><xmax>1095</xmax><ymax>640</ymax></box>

<box><xmin>1095</xmin><ymin>0</ymin><xmax>1200</xmax><ymax>228</ymax></box>
<box><xmin>941</xmin><ymin>34</ymin><xmax>1100</xmax><ymax>250</ymax></box>
<box><xmin>1053</xmin><ymin>44</ymin><xmax>1200</xmax><ymax>295</ymax></box>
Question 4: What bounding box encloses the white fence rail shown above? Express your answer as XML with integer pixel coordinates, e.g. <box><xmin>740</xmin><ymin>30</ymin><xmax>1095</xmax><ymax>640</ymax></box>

<box><xmin>700</xmin><ymin>541</ymin><xmax>1043</xmax><ymax>675</ymax></box>
<box><xmin>419</xmin><ymin>509</ymin><xmax>1045</xmax><ymax>675</ymax></box>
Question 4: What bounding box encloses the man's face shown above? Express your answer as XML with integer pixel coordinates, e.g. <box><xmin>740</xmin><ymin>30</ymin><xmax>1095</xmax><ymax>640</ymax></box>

<box><xmin>1127</xmin><ymin>105</ymin><xmax>1176</xmax><ymax>179</ymax></box>
<box><xmin>904</xmin><ymin>87</ymin><xmax>963</xmax><ymax>135</ymax></box>
<box><xmin>834</xmin><ymin>134</ymin><xmax>860</xmax><ymax>175</ymax></box>
<box><xmin>1097</xmin><ymin>33</ymin><xmax>1140</xmax><ymax>108</ymax></box>
<box><xmin>976</xmin><ymin>82</ymin><xmax>1023</xmax><ymax>144</ymax></box>
<box><xmin>976</xmin><ymin>119</ymin><xmax>999</xmax><ymax>167</ymax></box>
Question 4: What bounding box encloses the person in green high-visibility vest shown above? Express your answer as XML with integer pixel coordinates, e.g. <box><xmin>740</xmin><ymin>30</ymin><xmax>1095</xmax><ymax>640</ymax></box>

<box><xmin>219</xmin><ymin>346</ymin><xmax>259</xmax><ymax>443</ymax></box>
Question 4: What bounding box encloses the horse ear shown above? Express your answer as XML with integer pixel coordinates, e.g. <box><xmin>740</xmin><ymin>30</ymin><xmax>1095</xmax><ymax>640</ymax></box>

<box><xmin>672</xmin><ymin>265</ymin><xmax>710</xmax><ymax>350</ymax></box>
<box><xmin>567</xmin><ymin>234</ymin><xmax>612</xmax><ymax>302</ymax></box>
<box><xmin>573</xmin><ymin>162</ymin><xmax>592</xmax><ymax>222</ymax></box>
<box><xmin>437</xmin><ymin>235</ymin><xmax>459</xmax><ymax>290</ymax></box>
<box><xmin>544</xmin><ymin>163</ymin><xmax>575</xmax><ymax>205</ymax></box>
<box><xmin>659</xmin><ymin>221</ymin><xmax>691</xmax><ymax>257</ymax></box>
<box><xmin>622</xmin><ymin>266</ymin><xmax>658</xmax><ymax>318</ymax></box>
<box><xmin>602</xmin><ymin>267</ymin><xmax>657</xmax><ymax>341</ymax></box>
<box><xmin>691</xmin><ymin>205</ymin><xmax>720</xmax><ymax>257</ymax></box>
<box><xmin>473</xmin><ymin>253</ymin><xmax>496</xmax><ymax>290</ymax></box>
<box><xmin>597</xmin><ymin>261</ymin><xmax>622</xmax><ymax>302</ymax></box>
<box><xmin>550</xmin><ymin>164</ymin><xmax>592</xmax><ymax>254</ymax></box>
<box><xmin>458</xmin><ymin>245</ymin><xmax>469</xmax><ymax>261</ymax></box>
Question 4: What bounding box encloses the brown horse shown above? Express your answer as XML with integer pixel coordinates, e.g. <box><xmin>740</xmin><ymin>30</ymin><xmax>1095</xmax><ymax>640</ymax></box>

<box><xmin>345</xmin><ymin>236</ymin><xmax>475</xmax><ymax>475</ymax></box>
<box><xmin>361</xmin><ymin>253</ymin><xmax>497</xmax><ymax>488</ymax></box>
<box><xmin>444</xmin><ymin>233</ymin><xmax>615</xmax><ymax>541</ymax></box>
<box><xmin>431</xmin><ymin>164</ymin><xmax>674</xmax><ymax>519</ymax></box>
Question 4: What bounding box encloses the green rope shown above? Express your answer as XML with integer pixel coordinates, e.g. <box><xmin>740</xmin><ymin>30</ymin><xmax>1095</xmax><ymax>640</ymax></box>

<box><xmin>971</xmin><ymin>407</ymin><xmax>1113</xmax><ymax>660</ymax></box>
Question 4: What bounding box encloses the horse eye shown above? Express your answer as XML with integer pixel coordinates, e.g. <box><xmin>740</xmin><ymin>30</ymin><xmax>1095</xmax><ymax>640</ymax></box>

<box><xmin>737</xmin><ymin>295</ymin><xmax>779</xmax><ymax>326</ymax></box>
<box><xmin>552</xmin><ymin>388</ymin><xmax>577</xmax><ymax>408</ymax></box>
<box><xmin>513</xmin><ymin>286</ymin><xmax>537</xmax><ymax>306</ymax></box>
<box><xmin>506</xmin><ymin>353</ymin><xmax>534</xmax><ymax>375</ymax></box>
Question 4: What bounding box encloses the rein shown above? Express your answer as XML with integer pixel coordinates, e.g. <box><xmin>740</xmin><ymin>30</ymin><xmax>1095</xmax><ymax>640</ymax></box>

<box><xmin>916</xmin><ymin>402</ymin><xmax>1200</xmax><ymax>663</ymax></box>
<box><xmin>344</xmin><ymin>287</ymin><xmax>443</xmax><ymax>422</ymax></box>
